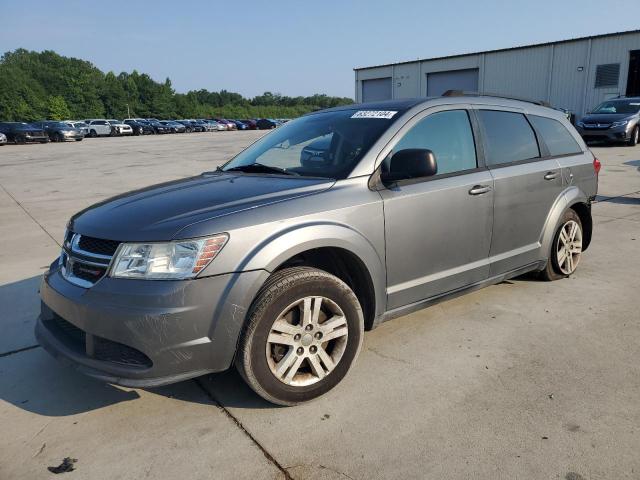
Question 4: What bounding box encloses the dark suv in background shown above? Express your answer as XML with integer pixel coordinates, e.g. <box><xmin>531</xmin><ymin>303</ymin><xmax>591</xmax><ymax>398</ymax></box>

<box><xmin>576</xmin><ymin>97</ymin><xmax>640</xmax><ymax>146</ymax></box>
<box><xmin>0</xmin><ymin>122</ymin><xmax>49</xmax><ymax>144</ymax></box>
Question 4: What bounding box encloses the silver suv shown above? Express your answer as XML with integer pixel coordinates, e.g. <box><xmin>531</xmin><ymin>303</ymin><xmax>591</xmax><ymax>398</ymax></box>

<box><xmin>37</xmin><ymin>96</ymin><xmax>599</xmax><ymax>405</ymax></box>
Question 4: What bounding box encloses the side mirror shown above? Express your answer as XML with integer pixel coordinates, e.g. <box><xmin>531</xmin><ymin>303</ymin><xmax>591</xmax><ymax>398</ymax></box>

<box><xmin>381</xmin><ymin>149</ymin><xmax>437</xmax><ymax>183</ymax></box>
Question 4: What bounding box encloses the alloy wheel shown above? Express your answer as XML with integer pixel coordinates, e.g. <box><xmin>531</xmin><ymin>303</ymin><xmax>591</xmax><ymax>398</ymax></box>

<box><xmin>266</xmin><ymin>296</ymin><xmax>348</xmax><ymax>387</ymax></box>
<box><xmin>556</xmin><ymin>219</ymin><xmax>582</xmax><ymax>274</ymax></box>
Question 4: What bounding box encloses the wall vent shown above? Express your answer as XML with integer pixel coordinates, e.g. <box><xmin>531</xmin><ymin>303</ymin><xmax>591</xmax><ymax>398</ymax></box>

<box><xmin>594</xmin><ymin>63</ymin><xmax>620</xmax><ymax>88</ymax></box>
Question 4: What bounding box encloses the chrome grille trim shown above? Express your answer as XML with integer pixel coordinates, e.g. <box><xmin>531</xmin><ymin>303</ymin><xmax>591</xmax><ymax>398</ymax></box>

<box><xmin>61</xmin><ymin>233</ymin><xmax>120</xmax><ymax>288</ymax></box>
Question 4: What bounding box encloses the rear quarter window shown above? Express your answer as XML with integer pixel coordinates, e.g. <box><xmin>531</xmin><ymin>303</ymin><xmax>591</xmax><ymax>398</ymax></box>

<box><xmin>528</xmin><ymin>115</ymin><xmax>582</xmax><ymax>156</ymax></box>
<box><xmin>477</xmin><ymin>110</ymin><xmax>540</xmax><ymax>166</ymax></box>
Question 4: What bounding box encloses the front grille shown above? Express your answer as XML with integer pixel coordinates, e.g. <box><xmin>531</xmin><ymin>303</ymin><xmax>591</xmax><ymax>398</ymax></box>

<box><xmin>62</xmin><ymin>233</ymin><xmax>121</xmax><ymax>287</ymax></box>
<box><xmin>94</xmin><ymin>337</ymin><xmax>152</xmax><ymax>368</ymax></box>
<box><xmin>43</xmin><ymin>314</ymin><xmax>152</xmax><ymax>369</ymax></box>
<box><xmin>583</xmin><ymin>123</ymin><xmax>612</xmax><ymax>130</ymax></box>
<box><xmin>71</xmin><ymin>262</ymin><xmax>107</xmax><ymax>283</ymax></box>
<box><xmin>77</xmin><ymin>235</ymin><xmax>120</xmax><ymax>256</ymax></box>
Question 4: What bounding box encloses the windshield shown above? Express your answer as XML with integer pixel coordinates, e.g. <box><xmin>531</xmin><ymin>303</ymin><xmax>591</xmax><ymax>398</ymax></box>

<box><xmin>592</xmin><ymin>100</ymin><xmax>640</xmax><ymax>114</ymax></box>
<box><xmin>222</xmin><ymin>109</ymin><xmax>397</xmax><ymax>179</ymax></box>
<box><xmin>48</xmin><ymin>122</ymin><xmax>70</xmax><ymax>128</ymax></box>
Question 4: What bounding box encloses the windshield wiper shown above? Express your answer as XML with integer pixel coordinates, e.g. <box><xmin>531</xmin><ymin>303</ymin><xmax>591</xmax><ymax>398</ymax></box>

<box><xmin>224</xmin><ymin>163</ymin><xmax>299</xmax><ymax>176</ymax></box>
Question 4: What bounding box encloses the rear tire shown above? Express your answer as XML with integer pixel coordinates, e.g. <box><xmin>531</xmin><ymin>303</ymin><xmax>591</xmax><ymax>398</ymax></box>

<box><xmin>237</xmin><ymin>267</ymin><xmax>364</xmax><ymax>406</ymax></box>
<box><xmin>628</xmin><ymin>126</ymin><xmax>639</xmax><ymax>147</ymax></box>
<box><xmin>539</xmin><ymin>209</ymin><xmax>583</xmax><ymax>281</ymax></box>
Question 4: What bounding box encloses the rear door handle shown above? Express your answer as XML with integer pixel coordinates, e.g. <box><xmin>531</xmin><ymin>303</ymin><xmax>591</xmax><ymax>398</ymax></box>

<box><xmin>468</xmin><ymin>185</ymin><xmax>492</xmax><ymax>195</ymax></box>
<box><xmin>544</xmin><ymin>171</ymin><xmax>558</xmax><ymax>180</ymax></box>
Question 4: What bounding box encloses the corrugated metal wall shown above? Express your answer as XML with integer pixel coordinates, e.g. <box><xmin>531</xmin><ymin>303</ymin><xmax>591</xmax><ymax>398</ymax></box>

<box><xmin>354</xmin><ymin>31</ymin><xmax>640</xmax><ymax>119</ymax></box>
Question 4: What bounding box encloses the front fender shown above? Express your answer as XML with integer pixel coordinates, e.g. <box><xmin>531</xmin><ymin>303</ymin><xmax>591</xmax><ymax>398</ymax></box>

<box><xmin>239</xmin><ymin>222</ymin><xmax>387</xmax><ymax>318</ymax></box>
<box><xmin>540</xmin><ymin>186</ymin><xmax>589</xmax><ymax>259</ymax></box>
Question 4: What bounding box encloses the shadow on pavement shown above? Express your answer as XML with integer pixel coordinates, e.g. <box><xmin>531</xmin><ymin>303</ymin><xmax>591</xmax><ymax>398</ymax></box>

<box><xmin>0</xmin><ymin>275</ymin><xmax>221</xmax><ymax>417</ymax></box>
<box><xmin>595</xmin><ymin>194</ymin><xmax>640</xmax><ymax>204</ymax></box>
<box><xmin>623</xmin><ymin>159</ymin><xmax>640</xmax><ymax>169</ymax></box>
<box><xmin>197</xmin><ymin>369</ymin><xmax>278</xmax><ymax>410</ymax></box>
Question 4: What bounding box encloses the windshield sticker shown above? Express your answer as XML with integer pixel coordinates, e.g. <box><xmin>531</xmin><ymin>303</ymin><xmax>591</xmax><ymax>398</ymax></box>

<box><xmin>351</xmin><ymin>110</ymin><xmax>398</xmax><ymax>119</ymax></box>
<box><xmin>630</xmin><ymin>103</ymin><xmax>640</xmax><ymax>105</ymax></box>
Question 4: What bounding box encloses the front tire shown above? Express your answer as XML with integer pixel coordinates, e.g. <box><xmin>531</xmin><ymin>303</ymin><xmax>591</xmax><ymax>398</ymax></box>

<box><xmin>628</xmin><ymin>126</ymin><xmax>639</xmax><ymax>147</ymax></box>
<box><xmin>237</xmin><ymin>267</ymin><xmax>364</xmax><ymax>406</ymax></box>
<box><xmin>539</xmin><ymin>209</ymin><xmax>583</xmax><ymax>281</ymax></box>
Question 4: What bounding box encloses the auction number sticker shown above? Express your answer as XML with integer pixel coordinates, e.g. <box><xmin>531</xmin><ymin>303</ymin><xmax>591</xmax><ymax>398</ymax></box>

<box><xmin>351</xmin><ymin>110</ymin><xmax>398</xmax><ymax>119</ymax></box>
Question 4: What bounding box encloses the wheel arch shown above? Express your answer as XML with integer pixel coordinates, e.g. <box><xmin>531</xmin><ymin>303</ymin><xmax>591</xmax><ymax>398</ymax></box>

<box><xmin>568</xmin><ymin>201</ymin><xmax>593</xmax><ymax>251</ymax></box>
<box><xmin>239</xmin><ymin>223</ymin><xmax>386</xmax><ymax>328</ymax></box>
<box><xmin>540</xmin><ymin>186</ymin><xmax>592</xmax><ymax>257</ymax></box>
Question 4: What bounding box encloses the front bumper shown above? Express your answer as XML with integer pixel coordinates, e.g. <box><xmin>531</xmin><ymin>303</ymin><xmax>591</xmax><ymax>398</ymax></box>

<box><xmin>37</xmin><ymin>261</ymin><xmax>269</xmax><ymax>387</ymax></box>
<box><xmin>577</xmin><ymin>126</ymin><xmax>632</xmax><ymax>142</ymax></box>
<box><xmin>62</xmin><ymin>132</ymin><xmax>84</xmax><ymax>141</ymax></box>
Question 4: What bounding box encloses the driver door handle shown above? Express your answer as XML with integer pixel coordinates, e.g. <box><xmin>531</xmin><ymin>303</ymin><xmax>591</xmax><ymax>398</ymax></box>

<box><xmin>468</xmin><ymin>185</ymin><xmax>492</xmax><ymax>196</ymax></box>
<box><xmin>544</xmin><ymin>171</ymin><xmax>558</xmax><ymax>180</ymax></box>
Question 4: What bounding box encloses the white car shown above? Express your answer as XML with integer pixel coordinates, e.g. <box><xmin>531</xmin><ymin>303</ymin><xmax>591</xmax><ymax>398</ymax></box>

<box><xmin>107</xmin><ymin>120</ymin><xmax>133</xmax><ymax>136</ymax></box>
<box><xmin>85</xmin><ymin>119</ymin><xmax>112</xmax><ymax>137</ymax></box>
<box><xmin>0</xmin><ymin>132</ymin><xmax>6</xmax><ymax>145</ymax></box>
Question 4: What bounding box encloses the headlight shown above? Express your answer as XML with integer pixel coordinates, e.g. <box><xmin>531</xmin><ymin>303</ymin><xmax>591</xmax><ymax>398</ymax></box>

<box><xmin>110</xmin><ymin>234</ymin><xmax>228</xmax><ymax>280</ymax></box>
<box><xmin>611</xmin><ymin>120</ymin><xmax>629</xmax><ymax>128</ymax></box>
<box><xmin>576</xmin><ymin>121</ymin><xmax>584</xmax><ymax>128</ymax></box>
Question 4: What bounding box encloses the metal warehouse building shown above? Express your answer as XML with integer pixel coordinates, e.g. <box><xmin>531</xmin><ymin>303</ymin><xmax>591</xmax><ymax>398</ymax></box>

<box><xmin>354</xmin><ymin>29</ymin><xmax>640</xmax><ymax>119</ymax></box>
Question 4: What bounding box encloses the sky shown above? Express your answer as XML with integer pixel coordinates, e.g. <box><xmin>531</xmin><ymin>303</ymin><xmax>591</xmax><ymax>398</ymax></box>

<box><xmin>1</xmin><ymin>0</ymin><xmax>639</xmax><ymax>99</ymax></box>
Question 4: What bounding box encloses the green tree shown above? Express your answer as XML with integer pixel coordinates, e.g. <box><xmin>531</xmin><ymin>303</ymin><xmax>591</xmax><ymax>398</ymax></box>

<box><xmin>47</xmin><ymin>95</ymin><xmax>71</xmax><ymax>120</ymax></box>
<box><xmin>0</xmin><ymin>48</ymin><xmax>353</xmax><ymax>121</ymax></box>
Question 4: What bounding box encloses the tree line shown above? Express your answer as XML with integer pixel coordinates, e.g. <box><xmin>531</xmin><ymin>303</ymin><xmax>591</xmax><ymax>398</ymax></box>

<box><xmin>0</xmin><ymin>49</ymin><xmax>354</xmax><ymax>121</ymax></box>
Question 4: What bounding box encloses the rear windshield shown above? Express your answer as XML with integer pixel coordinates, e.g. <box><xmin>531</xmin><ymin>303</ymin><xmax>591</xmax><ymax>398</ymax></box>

<box><xmin>222</xmin><ymin>109</ymin><xmax>399</xmax><ymax>179</ymax></box>
<box><xmin>592</xmin><ymin>100</ymin><xmax>640</xmax><ymax>114</ymax></box>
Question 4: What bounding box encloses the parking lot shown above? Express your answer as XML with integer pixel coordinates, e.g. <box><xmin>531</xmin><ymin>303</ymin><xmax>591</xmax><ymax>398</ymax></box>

<box><xmin>0</xmin><ymin>132</ymin><xmax>639</xmax><ymax>479</ymax></box>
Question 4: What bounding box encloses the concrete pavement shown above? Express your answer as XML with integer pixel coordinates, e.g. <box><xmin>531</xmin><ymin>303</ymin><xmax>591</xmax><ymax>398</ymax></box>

<box><xmin>0</xmin><ymin>133</ymin><xmax>638</xmax><ymax>479</ymax></box>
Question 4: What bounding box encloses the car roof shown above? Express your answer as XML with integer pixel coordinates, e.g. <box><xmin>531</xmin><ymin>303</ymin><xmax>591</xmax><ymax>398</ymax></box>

<box><xmin>315</xmin><ymin>95</ymin><xmax>568</xmax><ymax>119</ymax></box>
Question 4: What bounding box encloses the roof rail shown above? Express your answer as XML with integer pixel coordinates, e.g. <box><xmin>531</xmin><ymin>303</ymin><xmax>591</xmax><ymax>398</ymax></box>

<box><xmin>441</xmin><ymin>90</ymin><xmax>552</xmax><ymax>107</ymax></box>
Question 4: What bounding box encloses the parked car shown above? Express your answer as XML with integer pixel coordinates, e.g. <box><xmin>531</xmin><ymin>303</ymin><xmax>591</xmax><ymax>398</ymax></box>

<box><xmin>0</xmin><ymin>122</ymin><xmax>49</xmax><ymax>143</ymax></box>
<box><xmin>0</xmin><ymin>132</ymin><xmax>6</xmax><ymax>145</ymax></box>
<box><xmin>576</xmin><ymin>97</ymin><xmax>640</xmax><ymax>146</ymax></box>
<box><xmin>216</xmin><ymin>118</ymin><xmax>236</xmax><ymax>130</ymax></box>
<box><xmin>195</xmin><ymin>119</ymin><xmax>216</xmax><ymax>132</ymax></box>
<box><xmin>107</xmin><ymin>120</ymin><xmax>133</xmax><ymax>136</ymax></box>
<box><xmin>178</xmin><ymin>120</ymin><xmax>205</xmax><ymax>132</ymax></box>
<box><xmin>231</xmin><ymin>120</ymin><xmax>249</xmax><ymax>130</ymax></box>
<box><xmin>32</xmin><ymin>121</ymin><xmax>84</xmax><ymax>142</ymax></box>
<box><xmin>160</xmin><ymin>121</ymin><xmax>187</xmax><ymax>133</ymax></box>
<box><xmin>144</xmin><ymin>120</ymin><xmax>171</xmax><ymax>134</ymax></box>
<box><xmin>36</xmin><ymin>96</ymin><xmax>598</xmax><ymax>406</ymax></box>
<box><xmin>256</xmin><ymin>118</ymin><xmax>279</xmax><ymax>129</ymax></box>
<box><xmin>85</xmin><ymin>119</ymin><xmax>112</xmax><ymax>137</ymax></box>
<box><xmin>124</xmin><ymin>119</ymin><xmax>155</xmax><ymax>135</ymax></box>
<box><xmin>203</xmin><ymin>120</ymin><xmax>225</xmax><ymax>131</ymax></box>
<box><xmin>65</xmin><ymin>121</ymin><xmax>90</xmax><ymax>137</ymax></box>
<box><xmin>239</xmin><ymin>119</ymin><xmax>258</xmax><ymax>130</ymax></box>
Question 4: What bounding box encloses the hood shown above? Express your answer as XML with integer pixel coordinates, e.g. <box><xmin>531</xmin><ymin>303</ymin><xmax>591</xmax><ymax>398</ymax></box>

<box><xmin>70</xmin><ymin>173</ymin><xmax>334</xmax><ymax>241</ymax></box>
<box><xmin>581</xmin><ymin>113</ymin><xmax>634</xmax><ymax>123</ymax></box>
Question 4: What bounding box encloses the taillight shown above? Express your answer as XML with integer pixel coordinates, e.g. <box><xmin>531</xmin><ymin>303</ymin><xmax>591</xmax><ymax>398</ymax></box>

<box><xmin>593</xmin><ymin>157</ymin><xmax>601</xmax><ymax>175</ymax></box>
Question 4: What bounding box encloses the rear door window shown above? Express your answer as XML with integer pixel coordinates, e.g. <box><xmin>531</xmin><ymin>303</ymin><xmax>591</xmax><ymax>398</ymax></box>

<box><xmin>477</xmin><ymin>110</ymin><xmax>540</xmax><ymax>166</ymax></box>
<box><xmin>528</xmin><ymin>115</ymin><xmax>582</xmax><ymax>156</ymax></box>
<box><xmin>392</xmin><ymin>110</ymin><xmax>477</xmax><ymax>175</ymax></box>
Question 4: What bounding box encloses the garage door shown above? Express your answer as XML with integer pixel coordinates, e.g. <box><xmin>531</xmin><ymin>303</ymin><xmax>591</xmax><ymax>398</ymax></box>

<box><xmin>362</xmin><ymin>78</ymin><xmax>392</xmax><ymax>102</ymax></box>
<box><xmin>426</xmin><ymin>69</ymin><xmax>479</xmax><ymax>96</ymax></box>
